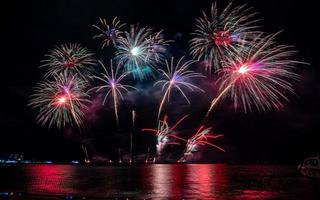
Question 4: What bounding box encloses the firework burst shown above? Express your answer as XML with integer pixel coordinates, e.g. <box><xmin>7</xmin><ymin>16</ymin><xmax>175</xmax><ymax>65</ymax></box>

<box><xmin>190</xmin><ymin>1</ymin><xmax>260</xmax><ymax>74</ymax></box>
<box><xmin>206</xmin><ymin>32</ymin><xmax>303</xmax><ymax>117</ymax></box>
<box><xmin>93</xmin><ymin>17</ymin><xmax>125</xmax><ymax>49</ymax></box>
<box><xmin>41</xmin><ymin>43</ymin><xmax>96</xmax><ymax>79</ymax></box>
<box><xmin>143</xmin><ymin>115</ymin><xmax>188</xmax><ymax>156</ymax></box>
<box><xmin>145</xmin><ymin>30</ymin><xmax>171</xmax><ymax>63</ymax></box>
<box><xmin>89</xmin><ymin>60</ymin><xmax>137</xmax><ymax>124</ymax></box>
<box><xmin>155</xmin><ymin>57</ymin><xmax>205</xmax><ymax>119</ymax></box>
<box><xmin>115</xmin><ymin>25</ymin><xmax>170</xmax><ymax>79</ymax></box>
<box><xmin>179</xmin><ymin>126</ymin><xmax>225</xmax><ymax>162</ymax></box>
<box><xmin>29</xmin><ymin>72</ymin><xmax>91</xmax><ymax>129</ymax></box>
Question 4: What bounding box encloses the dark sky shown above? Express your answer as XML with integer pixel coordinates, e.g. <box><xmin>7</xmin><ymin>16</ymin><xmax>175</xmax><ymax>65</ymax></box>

<box><xmin>1</xmin><ymin>0</ymin><xmax>319</xmax><ymax>163</ymax></box>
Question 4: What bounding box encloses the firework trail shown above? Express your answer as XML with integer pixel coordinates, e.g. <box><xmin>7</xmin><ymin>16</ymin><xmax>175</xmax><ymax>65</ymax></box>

<box><xmin>179</xmin><ymin>126</ymin><xmax>225</xmax><ymax>162</ymax></box>
<box><xmin>29</xmin><ymin>72</ymin><xmax>91</xmax><ymax>129</ymax></box>
<box><xmin>190</xmin><ymin>1</ymin><xmax>260</xmax><ymax>74</ymax></box>
<box><xmin>89</xmin><ymin>60</ymin><xmax>137</xmax><ymax>124</ymax></box>
<box><xmin>155</xmin><ymin>57</ymin><xmax>205</xmax><ymax>119</ymax></box>
<box><xmin>130</xmin><ymin>110</ymin><xmax>136</xmax><ymax>162</ymax></box>
<box><xmin>132</xmin><ymin>110</ymin><xmax>137</xmax><ymax>127</ymax></box>
<box><xmin>115</xmin><ymin>25</ymin><xmax>170</xmax><ymax>79</ymax></box>
<box><xmin>206</xmin><ymin>32</ymin><xmax>303</xmax><ymax>118</ymax></box>
<box><xmin>143</xmin><ymin>115</ymin><xmax>188</xmax><ymax>156</ymax></box>
<box><xmin>41</xmin><ymin>43</ymin><xmax>96</xmax><ymax>79</ymax></box>
<box><xmin>93</xmin><ymin>17</ymin><xmax>125</xmax><ymax>49</ymax></box>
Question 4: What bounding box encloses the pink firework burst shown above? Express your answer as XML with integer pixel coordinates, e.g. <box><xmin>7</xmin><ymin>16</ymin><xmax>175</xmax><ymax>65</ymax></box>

<box><xmin>206</xmin><ymin>32</ymin><xmax>305</xmax><ymax>117</ymax></box>
<box><xmin>190</xmin><ymin>1</ymin><xmax>261</xmax><ymax>74</ymax></box>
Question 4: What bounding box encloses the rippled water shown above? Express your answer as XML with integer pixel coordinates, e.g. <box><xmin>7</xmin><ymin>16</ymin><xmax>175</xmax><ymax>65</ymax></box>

<box><xmin>0</xmin><ymin>164</ymin><xmax>319</xmax><ymax>199</ymax></box>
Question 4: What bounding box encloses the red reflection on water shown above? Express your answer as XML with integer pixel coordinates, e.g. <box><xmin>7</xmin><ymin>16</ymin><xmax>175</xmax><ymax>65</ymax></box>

<box><xmin>235</xmin><ymin>190</ymin><xmax>278</xmax><ymax>200</ymax></box>
<box><xmin>171</xmin><ymin>164</ymin><xmax>186</xmax><ymax>196</ymax></box>
<box><xmin>26</xmin><ymin>165</ymin><xmax>76</xmax><ymax>195</ymax></box>
<box><xmin>151</xmin><ymin>165</ymin><xmax>173</xmax><ymax>197</ymax></box>
<box><xmin>151</xmin><ymin>164</ymin><xmax>190</xmax><ymax>198</ymax></box>
<box><xmin>151</xmin><ymin>164</ymin><xmax>228</xmax><ymax>199</ymax></box>
<box><xmin>187</xmin><ymin>164</ymin><xmax>228</xmax><ymax>199</ymax></box>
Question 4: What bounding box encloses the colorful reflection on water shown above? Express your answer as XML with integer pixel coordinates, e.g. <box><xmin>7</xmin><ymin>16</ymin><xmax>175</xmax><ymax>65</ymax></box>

<box><xmin>26</xmin><ymin>165</ymin><xmax>76</xmax><ymax>195</ymax></box>
<box><xmin>0</xmin><ymin>164</ymin><xmax>319</xmax><ymax>199</ymax></box>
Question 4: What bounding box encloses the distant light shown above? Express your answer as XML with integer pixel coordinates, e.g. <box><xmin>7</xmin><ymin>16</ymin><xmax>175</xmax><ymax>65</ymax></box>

<box><xmin>130</xmin><ymin>47</ymin><xmax>140</xmax><ymax>56</ymax></box>
<box><xmin>238</xmin><ymin>65</ymin><xmax>250</xmax><ymax>74</ymax></box>
<box><xmin>65</xmin><ymin>195</ymin><xmax>74</xmax><ymax>200</ymax></box>
<box><xmin>5</xmin><ymin>160</ymin><xmax>17</xmax><ymax>164</ymax></box>
<box><xmin>71</xmin><ymin>160</ymin><xmax>79</xmax><ymax>164</ymax></box>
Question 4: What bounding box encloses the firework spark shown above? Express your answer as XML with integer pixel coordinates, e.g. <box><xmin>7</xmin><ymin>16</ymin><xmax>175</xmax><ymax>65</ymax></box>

<box><xmin>179</xmin><ymin>126</ymin><xmax>225</xmax><ymax>162</ymax></box>
<box><xmin>89</xmin><ymin>60</ymin><xmax>137</xmax><ymax>124</ymax></box>
<box><xmin>41</xmin><ymin>43</ymin><xmax>96</xmax><ymax>79</ymax></box>
<box><xmin>190</xmin><ymin>1</ymin><xmax>260</xmax><ymax>74</ymax></box>
<box><xmin>29</xmin><ymin>72</ymin><xmax>91</xmax><ymax>129</ymax></box>
<box><xmin>155</xmin><ymin>57</ymin><xmax>205</xmax><ymax>119</ymax></box>
<box><xmin>206</xmin><ymin>32</ymin><xmax>303</xmax><ymax>117</ymax></box>
<box><xmin>143</xmin><ymin>115</ymin><xmax>188</xmax><ymax>156</ymax></box>
<box><xmin>115</xmin><ymin>25</ymin><xmax>170</xmax><ymax>79</ymax></box>
<box><xmin>93</xmin><ymin>17</ymin><xmax>125</xmax><ymax>49</ymax></box>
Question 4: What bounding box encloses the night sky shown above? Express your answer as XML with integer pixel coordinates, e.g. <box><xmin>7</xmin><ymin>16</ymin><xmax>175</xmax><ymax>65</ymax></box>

<box><xmin>1</xmin><ymin>0</ymin><xmax>319</xmax><ymax>163</ymax></box>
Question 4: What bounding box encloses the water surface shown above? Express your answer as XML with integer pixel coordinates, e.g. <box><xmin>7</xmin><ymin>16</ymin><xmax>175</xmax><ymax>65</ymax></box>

<box><xmin>0</xmin><ymin>164</ymin><xmax>319</xmax><ymax>199</ymax></box>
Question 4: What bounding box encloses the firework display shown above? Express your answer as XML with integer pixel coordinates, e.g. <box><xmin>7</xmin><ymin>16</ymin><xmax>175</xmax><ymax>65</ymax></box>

<box><xmin>29</xmin><ymin>1</ymin><xmax>307</xmax><ymax>162</ymax></box>
<box><xmin>93</xmin><ymin>17</ymin><xmax>125</xmax><ymax>49</ymax></box>
<box><xmin>155</xmin><ymin>57</ymin><xmax>205</xmax><ymax>118</ymax></box>
<box><xmin>40</xmin><ymin>43</ymin><xmax>96</xmax><ymax>79</ymax></box>
<box><xmin>115</xmin><ymin>25</ymin><xmax>170</xmax><ymax>79</ymax></box>
<box><xmin>180</xmin><ymin>126</ymin><xmax>225</xmax><ymax>162</ymax></box>
<box><xmin>143</xmin><ymin>115</ymin><xmax>188</xmax><ymax>156</ymax></box>
<box><xmin>190</xmin><ymin>1</ymin><xmax>260</xmax><ymax>74</ymax></box>
<box><xmin>89</xmin><ymin>60</ymin><xmax>137</xmax><ymax>124</ymax></box>
<box><xmin>206</xmin><ymin>32</ymin><xmax>302</xmax><ymax>117</ymax></box>
<box><xmin>29</xmin><ymin>72</ymin><xmax>91</xmax><ymax>129</ymax></box>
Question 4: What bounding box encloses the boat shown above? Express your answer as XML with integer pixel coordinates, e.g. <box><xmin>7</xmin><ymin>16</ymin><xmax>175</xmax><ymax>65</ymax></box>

<box><xmin>298</xmin><ymin>156</ymin><xmax>320</xmax><ymax>178</ymax></box>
